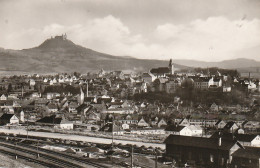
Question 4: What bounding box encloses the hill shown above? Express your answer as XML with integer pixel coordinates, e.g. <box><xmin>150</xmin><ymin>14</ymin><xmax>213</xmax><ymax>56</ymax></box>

<box><xmin>174</xmin><ymin>58</ymin><xmax>260</xmax><ymax>70</ymax></box>
<box><xmin>0</xmin><ymin>35</ymin><xmax>187</xmax><ymax>74</ymax></box>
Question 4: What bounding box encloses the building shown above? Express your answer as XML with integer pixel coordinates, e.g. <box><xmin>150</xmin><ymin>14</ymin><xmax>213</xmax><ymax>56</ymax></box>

<box><xmin>193</xmin><ymin>77</ymin><xmax>210</xmax><ymax>90</ymax></box>
<box><xmin>150</xmin><ymin>59</ymin><xmax>174</xmax><ymax>77</ymax></box>
<box><xmin>165</xmin><ymin>79</ymin><xmax>181</xmax><ymax>93</ymax></box>
<box><xmin>0</xmin><ymin>113</ymin><xmax>19</xmax><ymax>125</ymax></box>
<box><xmin>211</xmin><ymin>132</ymin><xmax>260</xmax><ymax>147</ymax></box>
<box><xmin>231</xmin><ymin>147</ymin><xmax>260</xmax><ymax>168</ymax></box>
<box><xmin>209</xmin><ymin>77</ymin><xmax>222</xmax><ymax>88</ymax></box>
<box><xmin>165</xmin><ymin>125</ymin><xmax>193</xmax><ymax>136</ymax></box>
<box><xmin>137</xmin><ymin>117</ymin><xmax>149</xmax><ymax>127</ymax></box>
<box><xmin>142</xmin><ymin>73</ymin><xmax>156</xmax><ymax>83</ymax></box>
<box><xmin>223</xmin><ymin>121</ymin><xmax>239</xmax><ymax>133</ymax></box>
<box><xmin>215</xmin><ymin>120</ymin><xmax>226</xmax><ymax>129</ymax></box>
<box><xmin>164</xmin><ymin>134</ymin><xmax>243</xmax><ymax>168</ymax></box>
<box><xmin>36</xmin><ymin>115</ymin><xmax>73</xmax><ymax>129</ymax></box>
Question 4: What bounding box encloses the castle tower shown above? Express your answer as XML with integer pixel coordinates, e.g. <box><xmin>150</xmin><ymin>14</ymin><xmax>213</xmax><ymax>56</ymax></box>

<box><xmin>62</xmin><ymin>33</ymin><xmax>67</xmax><ymax>40</ymax></box>
<box><xmin>169</xmin><ymin>59</ymin><xmax>174</xmax><ymax>75</ymax></box>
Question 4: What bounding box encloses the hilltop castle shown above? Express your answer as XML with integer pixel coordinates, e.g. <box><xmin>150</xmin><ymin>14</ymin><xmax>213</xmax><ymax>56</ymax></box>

<box><xmin>51</xmin><ymin>33</ymin><xmax>67</xmax><ymax>40</ymax></box>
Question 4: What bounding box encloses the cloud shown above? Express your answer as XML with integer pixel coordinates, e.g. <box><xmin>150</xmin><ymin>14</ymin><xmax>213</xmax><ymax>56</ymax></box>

<box><xmin>0</xmin><ymin>15</ymin><xmax>260</xmax><ymax>61</ymax></box>
<box><xmin>154</xmin><ymin>16</ymin><xmax>260</xmax><ymax>61</ymax></box>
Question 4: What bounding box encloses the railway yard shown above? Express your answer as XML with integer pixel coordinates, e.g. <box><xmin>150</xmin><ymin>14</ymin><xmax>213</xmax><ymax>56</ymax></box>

<box><xmin>0</xmin><ymin>131</ymin><xmax>169</xmax><ymax>168</ymax></box>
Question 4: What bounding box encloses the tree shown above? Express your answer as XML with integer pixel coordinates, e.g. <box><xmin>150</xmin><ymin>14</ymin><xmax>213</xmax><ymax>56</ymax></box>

<box><xmin>7</xmin><ymin>83</ymin><xmax>12</xmax><ymax>93</ymax></box>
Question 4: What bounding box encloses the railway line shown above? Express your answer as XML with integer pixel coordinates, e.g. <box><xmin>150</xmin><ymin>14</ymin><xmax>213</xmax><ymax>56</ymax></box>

<box><xmin>0</xmin><ymin>139</ymin><xmax>108</xmax><ymax>168</ymax></box>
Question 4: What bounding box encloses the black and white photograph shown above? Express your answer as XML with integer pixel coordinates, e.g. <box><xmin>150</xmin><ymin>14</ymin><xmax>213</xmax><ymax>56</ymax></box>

<box><xmin>0</xmin><ymin>0</ymin><xmax>260</xmax><ymax>167</ymax></box>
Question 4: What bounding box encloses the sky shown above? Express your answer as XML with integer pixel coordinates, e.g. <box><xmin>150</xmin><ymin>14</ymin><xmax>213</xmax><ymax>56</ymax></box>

<box><xmin>0</xmin><ymin>0</ymin><xmax>260</xmax><ymax>61</ymax></box>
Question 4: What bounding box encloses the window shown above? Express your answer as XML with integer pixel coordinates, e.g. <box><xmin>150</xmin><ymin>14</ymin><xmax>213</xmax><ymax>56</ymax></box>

<box><xmin>210</xmin><ymin>154</ymin><xmax>214</xmax><ymax>162</ymax></box>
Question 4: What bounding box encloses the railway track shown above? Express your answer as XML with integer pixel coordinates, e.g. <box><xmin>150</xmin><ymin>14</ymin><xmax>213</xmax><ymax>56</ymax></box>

<box><xmin>0</xmin><ymin>148</ymin><xmax>64</xmax><ymax>168</ymax></box>
<box><xmin>0</xmin><ymin>139</ymin><xmax>107</xmax><ymax>168</ymax></box>
<box><xmin>27</xmin><ymin>144</ymin><xmax>108</xmax><ymax>168</ymax></box>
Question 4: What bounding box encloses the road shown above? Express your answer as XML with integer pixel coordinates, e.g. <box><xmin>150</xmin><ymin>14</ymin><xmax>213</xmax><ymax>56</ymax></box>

<box><xmin>0</xmin><ymin>128</ymin><xmax>165</xmax><ymax>149</ymax></box>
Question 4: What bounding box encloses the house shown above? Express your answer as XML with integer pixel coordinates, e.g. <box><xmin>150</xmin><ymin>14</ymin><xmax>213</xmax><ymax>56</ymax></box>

<box><xmin>122</xmin><ymin>123</ymin><xmax>129</xmax><ymax>130</ymax></box>
<box><xmin>36</xmin><ymin>115</ymin><xmax>73</xmax><ymax>129</ymax></box>
<box><xmin>242</xmin><ymin>120</ymin><xmax>260</xmax><ymax>131</ymax></box>
<box><xmin>193</xmin><ymin>77</ymin><xmax>210</xmax><ymax>90</ymax></box>
<box><xmin>215</xmin><ymin>119</ymin><xmax>226</xmax><ymax>129</ymax></box>
<box><xmin>29</xmin><ymin>79</ymin><xmax>36</xmax><ymax>86</ymax></box>
<box><xmin>100</xmin><ymin>123</ymin><xmax>124</xmax><ymax>135</ymax></box>
<box><xmin>208</xmin><ymin>77</ymin><xmax>222</xmax><ymax>88</ymax></box>
<box><xmin>142</xmin><ymin>73</ymin><xmax>156</xmax><ymax>83</ymax></box>
<box><xmin>0</xmin><ymin>113</ymin><xmax>19</xmax><ymax>125</ymax></box>
<box><xmin>130</xmin><ymin>127</ymin><xmax>165</xmax><ymax>135</ymax></box>
<box><xmin>29</xmin><ymin>92</ymin><xmax>41</xmax><ymax>99</ymax></box>
<box><xmin>165</xmin><ymin>125</ymin><xmax>193</xmax><ymax>136</ymax></box>
<box><xmin>179</xmin><ymin>118</ymin><xmax>190</xmax><ymax>126</ymax></box>
<box><xmin>46</xmin><ymin>102</ymin><xmax>58</xmax><ymax>113</ymax></box>
<box><xmin>68</xmin><ymin>101</ymin><xmax>78</xmax><ymax>113</ymax></box>
<box><xmin>211</xmin><ymin>132</ymin><xmax>260</xmax><ymax>147</ymax></box>
<box><xmin>0</xmin><ymin>94</ymin><xmax>7</xmax><ymax>100</ymax></box>
<box><xmin>157</xmin><ymin>118</ymin><xmax>168</xmax><ymax>128</ymax></box>
<box><xmin>134</xmin><ymin>82</ymin><xmax>148</xmax><ymax>93</ymax></box>
<box><xmin>85</xmin><ymin>111</ymin><xmax>100</xmax><ymax>122</ymax></box>
<box><xmin>46</xmin><ymin>92</ymin><xmax>61</xmax><ymax>100</ymax></box>
<box><xmin>164</xmin><ymin>135</ymin><xmax>243</xmax><ymax>168</ymax></box>
<box><xmin>116</xmin><ymin>114</ymin><xmax>138</xmax><ymax>125</ymax></box>
<box><xmin>204</xmin><ymin>119</ymin><xmax>218</xmax><ymax>128</ymax></box>
<box><xmin>210</xmin><ymin>103</ymin><xmax>219</xmax><ymax>112</ymax></box>
<box><xmin>137</xmin><ymin>117</ymin><xmax>149</xmax><ymax>127</ymax></box>
<box><xmin>189</xmin><ymin>119</ymin><xmax>204</xmax><ymax>126</ymax></box>
<box><xmin>231</xmin><ymin>147</ymin><xmax>260</xmax><ymax>168</ymax></box>
<box><xmin>224</xmin><ymin>121</ymin><xmax>239</xmax><ymax>133</ymax></box>
<box><xmin>165</xmin><ymin>79</ymin><xmax>181</xmax><ymax>94</ymax></box>
<box><xmin>188</xmin><ymin>125</ymin><xmax>203</xmax><ymax>136</ymax></box>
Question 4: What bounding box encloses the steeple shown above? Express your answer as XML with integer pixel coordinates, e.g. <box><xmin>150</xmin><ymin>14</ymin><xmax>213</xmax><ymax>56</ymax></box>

<box><xmin>169</xmin><ymin>59</ymin><xmax>174</xmax><ymax>75</ymax></box>
<box><xmin>77</xmin><ymin>86</ymin><xmax>84</xmax><ymax>105</ymax></box>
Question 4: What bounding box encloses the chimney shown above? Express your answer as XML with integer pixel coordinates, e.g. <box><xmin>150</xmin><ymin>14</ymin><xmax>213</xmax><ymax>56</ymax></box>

<box><xmin>218</xmin><ymin>137</ymin><xmax>222</xmax><ymax>146</ymax></box>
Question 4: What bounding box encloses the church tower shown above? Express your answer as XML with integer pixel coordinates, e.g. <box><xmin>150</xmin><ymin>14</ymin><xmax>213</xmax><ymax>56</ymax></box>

<box><xmin>169</xmin><ymin>59</ymin><xmax>174</xmax><ymax>75</ymax></box>
<box><xmin>77</xmin><ymin>86</ymin><xmax>84</xmax><ymax>105</ymax></box>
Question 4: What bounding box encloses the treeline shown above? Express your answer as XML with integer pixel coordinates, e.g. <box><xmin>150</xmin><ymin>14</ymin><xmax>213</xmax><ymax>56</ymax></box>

<box><xmin>43</xmin><ymin>85</ymin><xmax>80</xmax><ymax>95</ymax></box>
<box><xmin>194</xmin><ymin>67</ymin><xmax>240</xmax><ymax>77</ymax></box>
<box><xmin>133</xmin><ymin>88</ymin><xmax>248</xmax><ymax>106</ymax></box>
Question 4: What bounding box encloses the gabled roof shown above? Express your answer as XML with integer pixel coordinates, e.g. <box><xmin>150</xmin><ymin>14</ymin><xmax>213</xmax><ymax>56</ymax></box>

<box><xmin>47</xmin><ymin>102</ymin><xmax>58</xmax><ymax>109</ymax></box>
<box><xmin>224</xmin><ymin>121</ymin><xmax>238</xmax><ymax>129</ymax></box>
<box><xmin>232</xmin><ymin>147</ymin><xmax>260</xmax><ymax>159</ymax></box>
<box><xmin>215</xmin><ymin>119</ymin><xmax>225</xmax><ymax>125</ymax></box>
<box><xmin>150</xmin><ymin>67</ymin><xmax>170</xmax><ymax>74</ymax></box>
<box><xmin>36</xmin><ymin>115</ymin><xmax>62</xmax><ymax>124</ymax></box>
<box><xmin>164</xmin><ymin>134</ymin><xmax>241</xmax><ymax>151</ymax></box>
<box><xmin>0</xmin><ymin>113</ymin><xmax>16</xmax><ymax>120</ymax></box>
<box><xmin>100</xmin><ymin>123</ymin><xmax>122</xmax><ymax>132</ymax></box>
<box><xmin>211</xmin><ymin>132</ymin><xmax>258</xmax><ymax>142</ymax></box>
<box><xmin>165</xmin><ymin>125</ymin><xmax>185</xmax><ymax>132</ymax></box>
<box><xmin>76</xmin><ymin>104</ymin><xmax>92</xmax><ymax>112</ymax></box>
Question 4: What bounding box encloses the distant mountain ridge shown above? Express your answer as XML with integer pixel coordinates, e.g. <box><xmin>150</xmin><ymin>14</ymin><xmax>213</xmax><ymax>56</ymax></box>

<box><xmin>0</xmin><ymin>35</ymin><xmax>258</xmax><ymax>74</ymax></box>
<box><xmin>0</xmin><ymin>35</ymin><xmax>187</xmax><ymax>74</ymax></box>
<box><xmin>174</xmin><ymin>58</ymin><xmax>260</xmax><ymax>71</ymax></box>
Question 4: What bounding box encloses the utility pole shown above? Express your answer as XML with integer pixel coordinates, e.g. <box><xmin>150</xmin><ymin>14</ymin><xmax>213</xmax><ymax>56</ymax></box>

<box><xmin>155</xmin><ymin>149</ymin><xmax>158</xmax><ymax>168</ymax></box>
<box><xmin>131</xmin><ymin>145</ymin><xmax>133</xmax><ymax>168</ymax></box>
<box><xmin>15</xmin><ymin>141</ymin><xmax>17</xmax><ymax>160</ymax></box>
<box><xmin>26</xmin><ymin>111</ymin><xmax>29</xmax><ymax>139</ymax></box>
<box><xmin>112</xmin><ymin>120</ymin><xmax>114</xmax><ymax>148</ymax></box>
<box><xmin>37</xmin><ymin>140</ymin><xmax>40</xmax><ymax>158</ymax></box>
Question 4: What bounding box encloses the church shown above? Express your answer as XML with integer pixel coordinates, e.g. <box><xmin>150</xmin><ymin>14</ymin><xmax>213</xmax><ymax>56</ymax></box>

<box><xmin>150</xmin><ymin>59</ymin><xmax>175</xmax><ymax>77</ymax></box>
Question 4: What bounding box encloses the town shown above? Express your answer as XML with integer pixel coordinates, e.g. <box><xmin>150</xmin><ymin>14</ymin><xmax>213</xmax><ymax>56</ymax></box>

<box><xmin>0</xmin><ymin>58</ymin><xmax>260</xmax><ymax>168</ymax></box>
